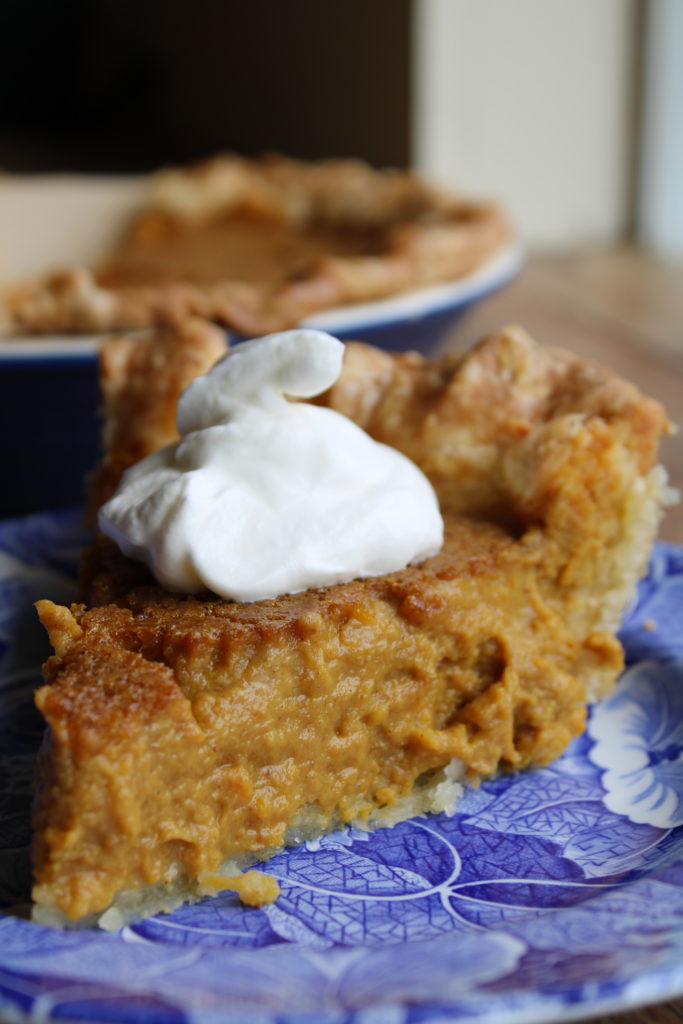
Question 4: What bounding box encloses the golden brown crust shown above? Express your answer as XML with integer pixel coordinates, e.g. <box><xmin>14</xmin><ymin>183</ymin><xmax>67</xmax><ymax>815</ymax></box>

<box><xmin>2</xmin><ymin>154</ymin><xmax>509</xmax><ymax>337</ymax></box>
<box><xmin>320</xmin><ymin>326</ymin><xmax>669</xmax><ymax>497</ymax></box>
<box><xmin>318</xmin><ymin>327</ymin><xmax>671</xmax><ymax>640</ymax></box>
<box><xmin>87</xmin><ymin>318</ymin><xmax>227</xmax><ymax>514</ymax></box>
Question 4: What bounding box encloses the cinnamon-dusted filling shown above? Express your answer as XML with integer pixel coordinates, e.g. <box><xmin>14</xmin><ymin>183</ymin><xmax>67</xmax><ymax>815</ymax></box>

<box><xmin>35</xmin><ymin>514</ymin><xmax>608</xmax><ymax>921</ymax></box>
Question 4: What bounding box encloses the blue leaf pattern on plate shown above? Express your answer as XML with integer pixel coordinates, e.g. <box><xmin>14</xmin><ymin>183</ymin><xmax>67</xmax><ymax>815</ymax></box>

<box><xmin>2</xmin><ymin>515</ymin><xmax>683</xmax><ymax>1023</ymax></box>
<box><xmin>620</xmin><ymin>543</ymin><xmax>683</xmax><ymax>663</ymax></box>
<box><xmin>589</xmin><ymin>660</ymin><xmax>683</xmax><ymax>827</ymax></box>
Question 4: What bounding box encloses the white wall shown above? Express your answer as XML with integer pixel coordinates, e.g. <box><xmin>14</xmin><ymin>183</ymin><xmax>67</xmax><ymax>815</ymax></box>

<box><xmin>638</xmin><ymin>0</ymin><xmax>683</xmax><ymax>262</ymax></box>
<box><xmin>412</xmin><ymin>0</ymin><xmax>637</xmax><ymax>247</ymax></box>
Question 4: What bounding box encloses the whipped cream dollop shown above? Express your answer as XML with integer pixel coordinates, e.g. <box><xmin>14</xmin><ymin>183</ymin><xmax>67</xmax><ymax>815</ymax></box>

<box><xmin>99</xmin><ymin>330</ymin><xmax>443</xmax><ymax>602</ymax></box>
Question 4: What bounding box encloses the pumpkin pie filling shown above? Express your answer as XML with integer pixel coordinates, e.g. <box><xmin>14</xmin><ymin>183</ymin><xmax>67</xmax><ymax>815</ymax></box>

<box><xmin>96</xmin><ymin>212</ymin><xmax>392</xmax><ymax>289</ymax></box>
<box><xmin>31</xmin><ymin>321</ymin><xmax>671</xmax><ymax>925</ymax></box>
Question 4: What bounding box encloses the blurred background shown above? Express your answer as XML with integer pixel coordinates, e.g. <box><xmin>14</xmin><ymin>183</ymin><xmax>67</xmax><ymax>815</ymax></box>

<box><xmin>1</xmin><ymin>0</ymin><xmax>681</xmax><ymax>258</ymax></box>
<box><xmin>1</xmin><ymin>0</ymin><xmax>682</xmax><ymax>533</ymax></box>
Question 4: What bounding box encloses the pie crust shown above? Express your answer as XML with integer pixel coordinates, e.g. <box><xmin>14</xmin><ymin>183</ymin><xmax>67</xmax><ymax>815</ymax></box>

<box><xmin>1</xmin><ymin>155</ymin><xmax>509</xmax><ymax>337</ymax></box>
<box><xmin>32</xmin><ymin>322</ymin><xmax>671</xmax><ymax>926</ymax></box>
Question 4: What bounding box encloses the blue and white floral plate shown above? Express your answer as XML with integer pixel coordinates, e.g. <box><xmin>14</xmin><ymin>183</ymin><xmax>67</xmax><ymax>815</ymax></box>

<box><xmin>2</xmin><ymin>510</ymin><xmax>683</xmax><ymax>1024</ymax></box>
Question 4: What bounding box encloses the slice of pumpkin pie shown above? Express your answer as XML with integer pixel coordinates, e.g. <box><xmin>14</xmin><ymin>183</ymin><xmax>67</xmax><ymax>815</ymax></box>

<box><xmin>32</xmin><ymin>321</ymin><xmax>671</xmax><ymax>927</ymax></box>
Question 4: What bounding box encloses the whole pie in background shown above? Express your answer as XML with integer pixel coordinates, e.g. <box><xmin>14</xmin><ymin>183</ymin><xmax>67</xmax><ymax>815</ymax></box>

<box><xmin>1</xmin><ymin>154</ymin><xmax>510</xmax><ymax>337</ymax></box>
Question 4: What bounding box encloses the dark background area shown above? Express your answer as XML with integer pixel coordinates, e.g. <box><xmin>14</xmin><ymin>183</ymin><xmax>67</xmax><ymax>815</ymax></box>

<box><xmin>0</xmin><ymin>0</ymin><xmax>412</xmax><ymax>173</ymax></box>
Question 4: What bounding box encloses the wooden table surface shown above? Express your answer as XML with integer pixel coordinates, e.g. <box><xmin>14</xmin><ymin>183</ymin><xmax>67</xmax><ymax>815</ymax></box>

<box><xmin>444</xmin><ymin>244</ymin><xmax>683</xmax><ymax>1024</ymax></box>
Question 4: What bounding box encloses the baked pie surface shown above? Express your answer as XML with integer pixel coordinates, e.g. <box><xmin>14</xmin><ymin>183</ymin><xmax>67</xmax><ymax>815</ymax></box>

<box><xmin>1</xmin><ymin>155</ymin><xmax>509</xmax><ymax>337</ymax></box>
<box><xmin>32</xmin><ymin>322</ymin><xmax>670</xmax><ymax>925</ymax></box>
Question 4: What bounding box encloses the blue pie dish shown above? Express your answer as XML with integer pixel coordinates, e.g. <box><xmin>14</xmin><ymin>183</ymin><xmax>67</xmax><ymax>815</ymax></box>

<box><xmin>0</xmin><ymin>241</ymin><xmax>522</xmax><ymax>518</ymax></box>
